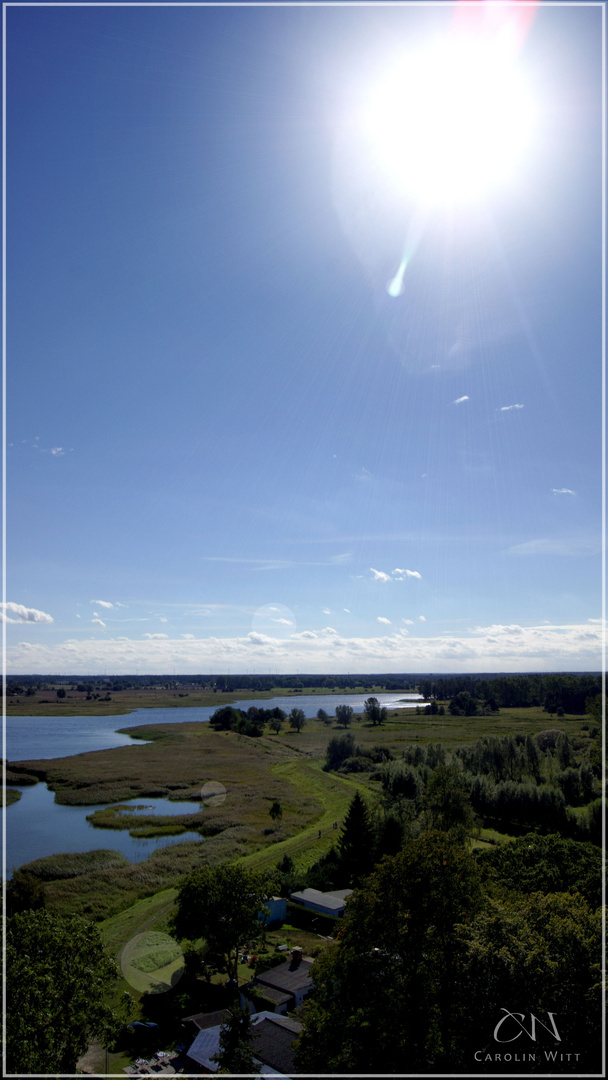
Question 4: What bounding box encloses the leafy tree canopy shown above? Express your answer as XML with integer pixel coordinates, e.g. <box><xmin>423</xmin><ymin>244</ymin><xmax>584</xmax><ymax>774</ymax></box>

<box><xmin>172</xmin><ymin>865</ymin><xmax>267</xmax><ymax>982</ymax></box>
<box><xmin>6</xmin><ymin>910</ymin><xmax>119</xmax><ymax>1074</ymax></box>
<box><xmin>295</xmin><ymin>832</ymin><xmax>481</xmax><ymax>1072</ymax></box>
<box><xmin>474</xmin><ymin>832</ymin><xmax>602</xmax><ymax>909</ymax></box>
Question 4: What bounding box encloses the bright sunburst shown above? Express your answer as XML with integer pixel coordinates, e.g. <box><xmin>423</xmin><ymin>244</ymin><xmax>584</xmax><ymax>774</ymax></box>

<box><xmin>361</xmin><ymin>33</ymin><xmax>537</xmax><ymax>208</ymax></box>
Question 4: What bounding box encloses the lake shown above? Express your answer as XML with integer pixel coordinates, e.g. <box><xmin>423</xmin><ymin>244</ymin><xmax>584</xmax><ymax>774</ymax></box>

<box><xmin>4</xmin><ymin>789</ymin><xmax>204</xmax><ymax>877</ymax></box>
<box><xmin>4</xmin><ymin>693</ymin><xmax>423</xmax><ymax>877</ymax></box>
<box><xmin>6</xmin><ymin>693</ymin><xmax>423</xmax><ymax>762</ymax></box>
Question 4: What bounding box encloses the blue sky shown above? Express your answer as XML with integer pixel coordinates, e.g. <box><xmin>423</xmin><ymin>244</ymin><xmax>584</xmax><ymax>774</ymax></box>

<box><xmin>4</xmin><ymin>1</ymin><xmax>604</xmax><ymax>674</ymax></box>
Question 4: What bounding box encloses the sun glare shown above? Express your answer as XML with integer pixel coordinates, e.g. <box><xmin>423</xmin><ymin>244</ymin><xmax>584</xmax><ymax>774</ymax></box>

<box><xmin>362</xmin><ymin>35</ymin><xmax>536</xmax><ymax>207</ymax></box>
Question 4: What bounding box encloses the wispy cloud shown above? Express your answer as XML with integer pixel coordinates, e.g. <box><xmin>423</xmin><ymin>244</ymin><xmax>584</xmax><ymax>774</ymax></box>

<box><xmin>143</xmin><ymin>632</ymin><xmax>168</xmax><ymax>640</ymax></box>
<box><xmin>500</xmin><ymin>404</ymin><xmax>524</xmax><ymax>411</ymax></box>
<box><xmin>0</xmin><ymin>602</ymin><xmax>53</xmax><ymax>624</ymax></box>
<box><xmin>506</xmin><ymin>537</ymin><xmax>598</xmax><ymax>556</ymax></box>
<box><xmin>377</xmin><ymin>616</ymin><xmax>391</xmax><ymax>625</ymax></box>
<box><xmin>452</xmin><ymin>395</ymin><xmax>469</xmax><ymax>405</ymax></box>
<box><xmin>392</xmin><ymin>568</ymin><xmax>422</xmax><ymax>580</ymax></box>
<box><xmin>552</xmin><ymin>488</ymin><xmax>576</xmax><ymax>495</ymax></box>
<box><xmin>91</xmin><ymin>599</ymin><xmax>113</xmax><ymax>609</ymax></box>
<box><xmin>91</xmin><ymin>618</ymin><xmax>106</xmax><ymax>628</ymax></box>
<box><xmin>322</xmin><ymin>608</ymin><xmax>332</xmax><ymax>615</ymax></box>
<box><xmin>418</xmin><ymin>615</ymin><xmax>426</xmax><ymax>622</ymax></box>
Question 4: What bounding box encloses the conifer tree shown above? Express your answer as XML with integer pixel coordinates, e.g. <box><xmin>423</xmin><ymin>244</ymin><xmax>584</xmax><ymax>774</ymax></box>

<box><xmin>338</xmin><ymin>791</ymin><xmax>374</xmax><ymax>884</ymax></box>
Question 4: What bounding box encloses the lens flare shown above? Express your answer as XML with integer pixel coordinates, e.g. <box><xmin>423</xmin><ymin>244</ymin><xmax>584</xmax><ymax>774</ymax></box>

<box><xmin>362</xmin><ymin>33</ymin><xmax>537</xmax><ymax>209</ymax></box>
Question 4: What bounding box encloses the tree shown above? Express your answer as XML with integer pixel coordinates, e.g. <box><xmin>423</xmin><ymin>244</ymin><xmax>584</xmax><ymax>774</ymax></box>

<box><xmin>289</xmin><ymin>707</ymin><xmax>306</xmax><ymax>733</ymax></box>
<box><xmin>6</xmin><ymin>869</ymin><xmax>46</xmax><ymax>916</ymax></box>
<box><xmin>335</xmin><ymin>704</ymin><xmax>354</xmax><ymax>728</ymax></box>
<box><xmin>424</xmin><ymin>764</ymin><xmax>474</xmax><ymax>838</ymax></box>
<box><xmin>295</xmin><ymin>833</ymin><xmax>481</xmax><ymax>1073</ymax></box>
<box><xmin>172</xmin><ymin>865</ymin><xmax>267</xmax><ymax>983</ymax></box>
<box><xmin>209</xmin><ymin>705</ymin><xmax>243</xmax><ymax>731</ymax></box>
<box><xmin>324</xmin><ymin>732</ymin><xmax>356</xmax><ymax>771</ymax></box>
<box><xmin>456</xmin><ymin>892</ymin><xmax>602</xmax><ymax>1071</ymax></box>
<box><xmin>337</xmin><ymin>791</ymin><xmax>374</xmax><ymax>884</ymax></box>
<box><xmin>56</xmin><ymin>687</ymin><xmax>66</xmax><ymax>699</ymax></box>
<box><xmin>269</xmin><ymin>799</ymin><xmax>282</xmax><ymax>822</ymax></box>
<box><xmin>363</xmin><ymin>697</ymin><xmax>387</xmax><ymax>725</ymax></box>
<box><xmin>316</xmin><ymin>708</ymin><xmax>329</xmax><ymax>723</ymax></box>
<box><xmin>213</xmin><ymin>1005</ymin><xmax>254</xmax><ymax>1073</ymax></box>
<box><xmin>269</xmin><ymin>715</ymin><xmax>282</xmax><ymax>734</ymax></box>
<box><xmin>6</xmin><ymin>910</ymin><xmax>119</xmax><ymax>1073</ymax></box>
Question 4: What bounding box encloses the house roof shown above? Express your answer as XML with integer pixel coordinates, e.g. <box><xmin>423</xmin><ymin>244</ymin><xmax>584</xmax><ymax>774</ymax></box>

<box><xmin>186</xmin><ymin>1025</ymin><xmax>222</xmax><ymax>1072</ymax></box>
<box><xmin>186</xmin><ymin>1012</ymin><xmax>301</xmax><ymax>1076</ymax></box>
<box><xmin>248</xmin><ymin>983</ymin><xmax>293</xmax><ymax>1008</ymax></box>
<box><xmin>182</xmin><ymin>1009</ymin><xmax>231</xmax><ymax>1031</ymax></box>
<box><xmin>290</xmin><ymin>887</ymin><xmax>347</xmax><ymax>911</ymax></box>
<box><xmin>250</xmin><ymin>1013</ymin><xmax>303</xmax><ymax>1075</ymax></box>
<box><xmin>254</xmin><ymin>956</ymin><xmax>314</xmax><ymax>995</ymax></box>
<box><xmin>325</xmin><ymin>889</ymin><xmax>353</xmax><ymax>901</ymax></box>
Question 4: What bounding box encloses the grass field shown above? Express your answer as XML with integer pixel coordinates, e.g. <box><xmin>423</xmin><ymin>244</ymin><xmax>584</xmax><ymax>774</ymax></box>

<box><xmin>13</xmin><ymin>706</ymin><xmax>596</xmax><ymax>929</ymax></box>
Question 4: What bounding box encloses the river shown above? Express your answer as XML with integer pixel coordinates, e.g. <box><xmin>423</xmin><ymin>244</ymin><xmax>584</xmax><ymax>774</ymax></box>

<box><xmin>4</xmin><ymin>693</ymin><xmax>423</xmax><ymax>877</ymax></box>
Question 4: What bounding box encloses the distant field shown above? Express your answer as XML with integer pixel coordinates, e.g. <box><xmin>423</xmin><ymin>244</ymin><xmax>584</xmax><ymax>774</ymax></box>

<box><xmin>5</xmin><ymin>684</ymin><xmax>391</xmax><ymax>717</ymax></box>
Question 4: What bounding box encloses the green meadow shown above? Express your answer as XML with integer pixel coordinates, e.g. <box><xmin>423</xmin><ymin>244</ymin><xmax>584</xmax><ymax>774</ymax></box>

<box><xmin>10</xmin><ymin>705</ymin><xmax>596</xmax><ymax>927</ymax></box>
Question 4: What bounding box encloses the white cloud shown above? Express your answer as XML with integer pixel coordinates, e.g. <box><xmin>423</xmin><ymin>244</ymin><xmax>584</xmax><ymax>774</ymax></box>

<box><xmin>377</xmin><ymin>616</ymin><xmax>392</xmax><ymax>625</ymax></box>
<box><xmin>7</xmin><ymin>621</ymin><xmax>602</xmax><ymax>675</ymax></box>
<box><xmin>552</xmin><ymin>488</ymin><xmax>576</xmax><ymax>495</ymax></box>
<box><xmin>273</xmin><ymin>618</ymin><xmax>293</xmax><ymax>625</ymax></box>
<box><xmin>370</xmin><ymin>568</ymin><xmax>391</xmax><ymax>582</ymax></box>
<box><xmin>344</xmin><ymin>608</ymin><xmax>351</xmax><ymax>613</ymax></box>
<box><xmin>402</xmin><ymin>618</ymin><xmax>414</xmax><ymax>625</ymax></box>
<box><xmin>50</xmin><ymin>447</ymin><xmax>64</xmax><ymax>456</ymax></box>
<box><xmin>392</xmin><ymin>568</ymin><xmax>422</xmax><ymax>580</ymax></box>
<box><xmin>143</xmin><ymin>632</ymin><xmax>168</xmax><ymax>640</ymax></box>
<box><xmin>92</xmin><ymin>599</ymin><xmax>113</xmax><ymax>609</ymax></box>
<box><xmin>418</xmin><ymin>615</ymin><xmax>426</xmax><ymax>622</ymax></box>
<box><xmin>0</xmin><ymin>602</ymin><xmax>53</xmax><ymax>624</ymax></box>
<box><xmin>247</xmin><ymin>632</ymin><xmax>275</xmax><ymax>646</ymax></box>
<box><xmin>452</xmin><ymin>395</ymin><xmax>469</xmax><ymax>405</ymax></box>
<box><xmin>181</xmin><ymin>633</ymin><xmax>195</xmax><ymax>639</ymax></box>
<box><xmin>322</xmin><ymin>608</ymin><xmax>332</xmax><ymax>615</ymax></box>
<box><xmin>500</xmin><ymin>404</ymin><xmax>524</xmax><ymax>411</ymax></box>
<box><xmin>159</xmin><ymin>617</ymin><xmax>168</xmax><ymax>623</ymax></box>
<box><xmin>91</xmin><ymin>618</ymin><xmax>106</xmax><ymax>628</ymax></box>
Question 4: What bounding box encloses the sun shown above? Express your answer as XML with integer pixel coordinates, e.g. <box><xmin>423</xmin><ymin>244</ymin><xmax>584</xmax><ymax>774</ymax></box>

<box><xmin>361</xmin><ymin>33</ymin><xmax>537</xmax><ymax>208</ymax></box>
